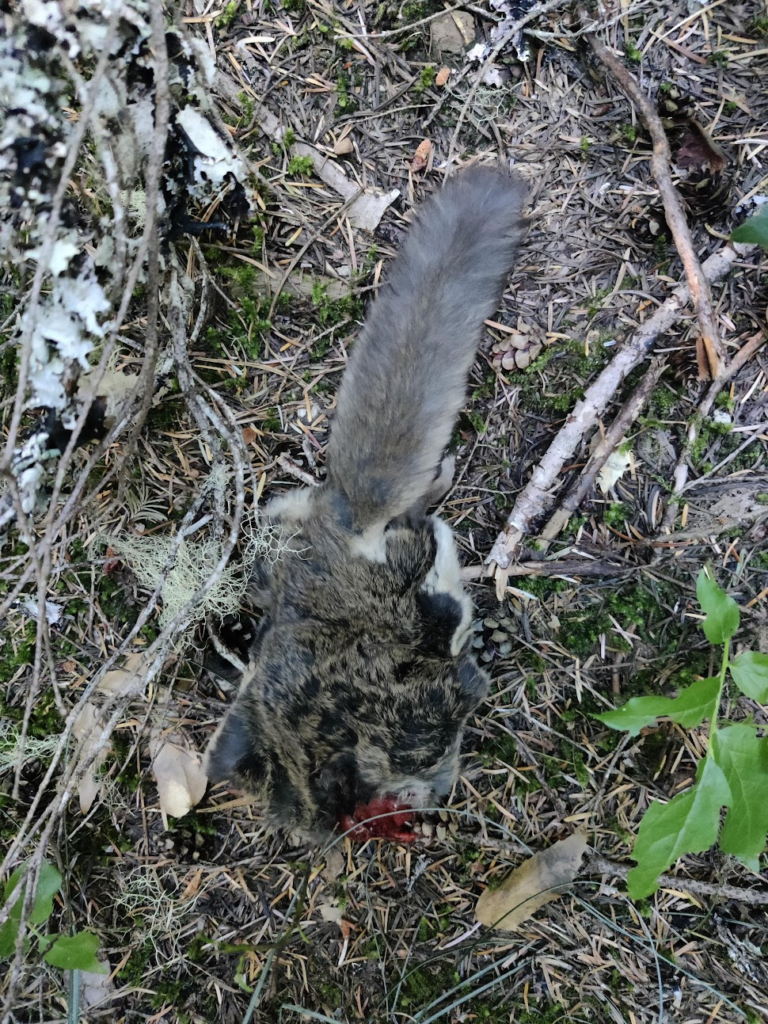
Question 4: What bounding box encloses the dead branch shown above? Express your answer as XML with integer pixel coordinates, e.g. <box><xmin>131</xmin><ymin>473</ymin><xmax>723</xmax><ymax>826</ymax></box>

<box><xmin>539</xmin><ymin>358</ymin><xmax>668</xmax><ymax>544</ymax></box>
<box><xmin>586</xmin><ymin>856</ymin><xmax>768</xmax><ymax>907</ymax></box>
<box><xmin>474</xmin><ymin>842</ymin><xmax>768</xmax><ymax>905</ymax></box>
<box><xmin>487</xmin><ymin>241</ymin><xmax>750</xmax><ymax>595</ymax></box>
<box><xmin>577</xmin><ymin>5</ymin><xmax>726</xmax><ymax>379</ymax></box>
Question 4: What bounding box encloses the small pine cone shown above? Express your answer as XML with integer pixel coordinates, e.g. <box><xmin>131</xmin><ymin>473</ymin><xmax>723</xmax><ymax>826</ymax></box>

<box><xmin>490</xmin><ymin>318</ymin><xmax>546</xmax><ymax>371</ymax></box>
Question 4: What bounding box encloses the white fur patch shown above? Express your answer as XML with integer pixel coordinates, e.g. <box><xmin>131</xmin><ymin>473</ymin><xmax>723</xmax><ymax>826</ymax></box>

<box><xmin>349</xmin><ymin>523</ymin><xmax>388</xmax><ymax>563</ymax></box>
<box><xmin>421</xmin><ymin>517</ymin><xmax>473</xmax><ymax>655</ymax></box>
<box><xmin>265</xmin><ymin>487</ymin><xmax>315</xmax><ymax>522</ymax></box>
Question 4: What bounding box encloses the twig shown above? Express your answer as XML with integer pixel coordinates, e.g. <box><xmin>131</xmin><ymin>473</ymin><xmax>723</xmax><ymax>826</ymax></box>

<box><xmin>658</xmin><ymin>329</ymin><xmax>767</xmax><ymax>532</ymax></box>
<box><xmin>586</xmin><ymin>856</ymin><xmax>768</xmax><ymax>906</ymax></box>
<box><xmin>577</xmin><ymin>6</ymin><xmax>725</xmax><ymax>379</ymax></box>
<box><xmin>461</xmin><ymin>557</ymin><xmax>632</xmax><ymax>580</ymax></box>
<box><xmin>277</xmin><ymin>454</ymin><xmax>322</xmax><ymax>487</ymax></box>
<box><xmin>539</xmin><ymin>358</ymin><xmax>668</xmax><ymax>544</ymax></box>
<box><xmin>475</xmin><ymin>842</ymin><xmax>768</xmax><ymax>904</ymax></box>
<box><xmin>486</xmin><ymin>242</ymin><xmax>749</xmax><ymax>594</ymax></box>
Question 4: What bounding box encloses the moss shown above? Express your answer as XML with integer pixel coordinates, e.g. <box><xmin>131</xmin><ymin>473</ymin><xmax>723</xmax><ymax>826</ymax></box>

<box><xmin>603</xmin><ymin>502</ymin><xmax>628</xmax><ymax>528</ymax></box>
<box><xmin>0</xmin><ymin>622</ymin><xmax>36</xmax><ymax>683</ymax></box>
<box><xmin>564</xmin><ymin>742</ymin><xmax>590</xmax><ymax>788</ymax></box>
<box><xmin>0</xmin><ymin>345</ymin><xmax>18</xmax><ymax>398</ymax></box>
<box><xmin>215</xmin><ymin>0</ymin><xmax>241</xmax><ymax>27</ymax></box>
<box><xmin>118</xmin><ymin>938</ymin><xmax>154</xmax><ymax>985</ymax></box>
<box><xmin>517</xmin><ymin>338</ymin><xmax>612</xmax><ymax>414</ymax></box>
<box><xmin>518</xmin><ymin>1002</ymin><xmax>566</xmax><ymax>1024</ymax></box>
<box><xmin>287</xmin><ymin>154</ymin><xmax>314</xmax><ymax>176</ymax></box>
<box><xmin>399</xmin><ymin>962</ymin><xmax>461</xmax><ymax>1010</ymax></box>
<box><xmin>237</xmin><ymin>91</ymin><xmax>255</xmax><ymax>123</ymax></box>
<box><xmin>335</xmin><ymin>73</ymin><xmax>358</xmax><ymax>114</ymax></box>
<box><xmin>620</xmin><ymin>123</ymin><xmax>638</xmax><ymax>143</ymax></box>
<box><xmin>415</xmin><ymin>64</ymin><xmax>436</xmax><ymax>93</ymax></box>
<box><xmin>625</xmin><ymin>40</ymin><xmax>642</xmax><ymax>63</ymax></box>
<box><xmin>647</xmin><ymin>384</ymin><xmax>680</xmax><ymax>419</ymax></box>
<box><xmin>399</xmin><ymin>0</ymin><xmax>444</xmax><ymax>24</ymax></box>
<box><xmin>706</xmin><ymin>50</ymin><xmax>729</xmax><ymax>67</ymax></box>
<box><xmin>479</xmin><ymin>731</ymin><xmax>517</xmax><ymax>767</ymax></box>
<box><xmin>309</xmin><ymin>283</ymin><xmax>363</xmax><ymax>357</ymax></box>
<box><xmin>458</xmin><ymin>410</ymin><xmax>487</xmax><ymax>435</ymax></box>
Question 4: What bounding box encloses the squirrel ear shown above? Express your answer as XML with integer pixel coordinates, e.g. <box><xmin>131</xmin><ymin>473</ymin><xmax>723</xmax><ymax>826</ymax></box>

<box><xmin>204</xmin><ymin>701</ymin><xmax>262</xmax><ymax>783</ymax></box>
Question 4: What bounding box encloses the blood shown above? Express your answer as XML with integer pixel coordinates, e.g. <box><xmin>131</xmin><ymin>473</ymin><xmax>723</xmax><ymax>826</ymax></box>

<box><xmin>338</xmin><ymin>796</ymin><xmax>417</xmax><ymax>843</ymax></box>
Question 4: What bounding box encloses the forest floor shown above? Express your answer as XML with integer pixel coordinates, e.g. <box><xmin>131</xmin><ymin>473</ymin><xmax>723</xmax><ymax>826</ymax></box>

<box><xmin>2</xmin><ymin>0</ymin><xmax>768</xmax><ymax>1022</ymax></box>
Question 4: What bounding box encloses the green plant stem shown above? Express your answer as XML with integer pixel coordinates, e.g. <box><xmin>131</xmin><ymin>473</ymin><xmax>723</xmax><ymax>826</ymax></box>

<box><xmin>711</xmin><ymin>638</ymin><xmax>730</xmax><ymax>741</ymax></box>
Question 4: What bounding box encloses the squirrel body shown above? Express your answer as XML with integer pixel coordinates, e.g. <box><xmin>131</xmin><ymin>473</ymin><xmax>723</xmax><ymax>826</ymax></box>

<box><xmin>205</xmin><ymin>166</ymin><xmax>528</xmax><ymax>841</ymax></box>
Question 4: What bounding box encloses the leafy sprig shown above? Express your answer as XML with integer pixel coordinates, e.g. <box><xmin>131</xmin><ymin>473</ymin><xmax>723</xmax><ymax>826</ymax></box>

<box><xmin>0</xmin><ymin>861</ymin><xmax>105</xmax><ymax>973</ymax></box>
<box><xmin>595</xmin><ymin>568</ymin><xmax>768</xmax><ymax>897</ymax></box>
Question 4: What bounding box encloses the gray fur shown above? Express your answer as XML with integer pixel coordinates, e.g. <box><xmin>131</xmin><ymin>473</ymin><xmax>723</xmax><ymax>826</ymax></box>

<box><xmin>327</xmin><ymin>165</ymin><xmax>528</xmax><ymax>531</ymax></box>
<box><xmin>205</xmin><ymin>166</ymin><xmax>528</xmax><ymax>841</ymax></box>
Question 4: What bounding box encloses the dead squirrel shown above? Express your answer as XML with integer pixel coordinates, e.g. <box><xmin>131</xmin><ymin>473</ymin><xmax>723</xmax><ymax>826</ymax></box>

<box><xmin>205</xmin><ymin>165</ymin><xmax>528</xmax><ymax>842</ymax></box>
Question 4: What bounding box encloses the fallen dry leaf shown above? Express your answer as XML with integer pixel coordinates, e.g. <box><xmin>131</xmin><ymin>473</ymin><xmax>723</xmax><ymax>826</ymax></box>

<box><xmin>435</xmin><ymin>66</ymin><xmax>451</xmax><ymax>87</ymax></box>
<box><xmin>676</xmin><ymin>121</ymin><xmax>727</xmax><ymax>175</ymax></box>
<box><xmin>72</xmin><ymin>651</ymin><xmax>148</xmax><ymax>814</ymax></box>
<box><xmin>242</xmin><ymin>425</ymin><xmax>258</xmax><ymax>446</ymax></box>
<box><xmin>149</xmin><ymin>727</ymin><xmax>208</xmax><ymax>821</ymax></box>
<box><xmin>320</xmin><ymin>847</ymin><xmax>346</xmax><ymax>882</ymax></box>
<box><xmin>597</xmin><ymin>447</ymin><xmax>633</xmax><ymax>495</ymax></box>
<box><xmin>99</xmin><ymin>651</ymin><xmax>147</xmax><ymax>699</ymax></box>
<box><xmin>80</xmin><ymin>965</ymin><xmax>114</xmax><ymax>1010</ymax></box>
<box><xmin>475</xmin><ymin>831</ymin><xmax>589</xmax><ymax>932</ymax></box>
<box><xmin>179</xmin><ymin>867</ymin><xmax>204</xmax><ymax>901</ymax></box>
<box><xmin>319</xmin><ymin>901</ymin><xmax>343</xmax><ymax>924</ymax></box>
<box><xmin>72</xmin><ymin>703</ymin><xmax>110</xmax><ymax>815</ymax></box>
<box><xmin>333</xmin><ymin>136</ymin><xmax>354</xmax><ymax>156</ymax></box>
<box><xmin>412</xmin><ymin>139</ymin><xmax>433</xmax><ymax>173</ymax></box>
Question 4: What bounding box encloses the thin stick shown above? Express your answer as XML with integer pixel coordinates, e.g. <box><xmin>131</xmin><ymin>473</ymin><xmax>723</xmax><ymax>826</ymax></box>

<box><xmin>539</xmin><ymin>357</ymin><xmax>668</xmax><ymax>543</ymax></box>
<box><xmin>486</xmin><ymin>242</ymin><xmax>749</xmax><ymax>593</ymax></box>
<box><xmin>586</xmin><ymin>856</ymin><xmax>768</xmax><ymax>906</ymax></box>
<box><xmin>578</xmin><ymin>6</ymin><xmax>726</xmax><ymax>379</ymax></box>
<box><xmin>658</xmin><ymin>329</ymin><xmax>766</xmax><ymax>532</ymax></box>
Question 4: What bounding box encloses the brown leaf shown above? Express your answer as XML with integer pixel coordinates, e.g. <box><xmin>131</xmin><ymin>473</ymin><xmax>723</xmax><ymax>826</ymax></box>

<box><xmin>99</xmin><ymin>651</ymin><xmax>147</xmax><ymax>699</ymax></box>
<box><xmin>72</xmin><ymin>704</ymin><xmax>110</xmax><ymax>815</ymax></box>
<box><xmin>149</xmin><ymin>727</ymin><xmax>208</xmax><ymax>821</ymax></box>
<box><xmin>242</xmin><ymin>425</ymin><xmax>258</xmax><ymax>446</ymax></box>
<box><xmin>411</xmin><ymin>139</ymin><xmax>433</xmax><ymax>173</ymax></box>
<box><xmin>475</xmin><ymin>831</ymin><xmax>589</xmax><ymax>931</ymax></box>
<box><xmin>179</xmin><ymin>867</ymin><xmax>204</xmax><ymax>901</ymax></box>
<box><xmin>676</xmin><ymin>121</ymin><xmax>727</xmax><ymax>175</ymax></box>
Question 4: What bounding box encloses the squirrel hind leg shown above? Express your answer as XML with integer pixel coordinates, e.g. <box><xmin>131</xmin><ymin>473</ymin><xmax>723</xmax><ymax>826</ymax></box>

<box><xmin>420</xmin><ymin>517</ymin><xmax>473</xmax><ymax>655</ymax></box>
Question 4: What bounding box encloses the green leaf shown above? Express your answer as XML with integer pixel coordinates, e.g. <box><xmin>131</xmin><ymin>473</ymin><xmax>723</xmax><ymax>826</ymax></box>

<box><xmin>3</xmin><ymin>861</ymin><xmax>61</xmax><ymax>927</ymax></box>
<box><xmin>696</xmin><ymin>569</ymin><xmax>740</xmax><ymax>644</ymax></box>
<box><xmin>627</xmin><ymin>756</ymin><xmax>730</xmax><ymax>899</ymax></box>
<box><xmin>711</xmin><ymin>724</ymin><xmax>768</xmax><ymax>866</ymax></box>
<box><xmin>43</xmin><ymin>932</ymin><xmax>106</xmax><ymax>973</ymax></box>
<box><xmin>731</xmin><ymin>206</ymin><xmax>768</xmax><ymax>248</ymax></box>
<box><xmin>0</xmin><ymin>918</ymin><xmax>20</xmax><ymax>960</ymax></box>
<box><xmin>729</xmin><ymin>651</ymin><xmax>768</xmax><ymax>702</ymax></box>
<box><xmin>595</xmin><ymin>675</ymin><xmax>720</xmax><ymax>737</ymax></box>
<box><xmin>29</xmin><ymin>863</ymin><xmax>62</xmax><ymax>926</ymax></box>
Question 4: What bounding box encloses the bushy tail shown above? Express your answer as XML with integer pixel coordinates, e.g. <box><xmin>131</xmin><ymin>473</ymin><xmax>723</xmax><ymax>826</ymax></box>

<box><xmin>325</xmin><ymin>165</ymin><xmax>528</xmax><ymax>532</ymax></box>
